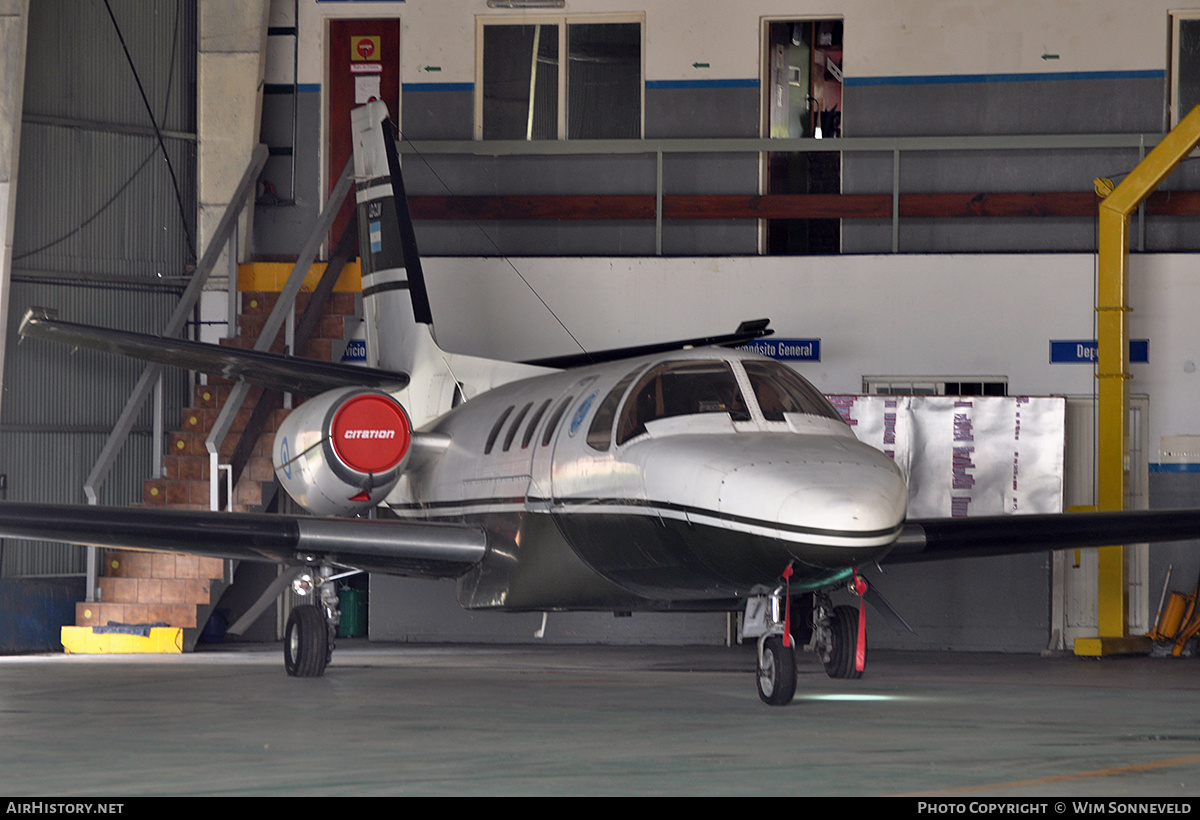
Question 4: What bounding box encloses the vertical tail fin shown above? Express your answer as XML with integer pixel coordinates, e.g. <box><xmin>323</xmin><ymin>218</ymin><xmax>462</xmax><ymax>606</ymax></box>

<box><xmin>349</xmin><ymin>101</ymin><xmax>555</xmax><ymax>428</ymax></box>
<box><xmin>350</xmin><ymin>101</ymin><xmax>437</xmax><ymax>373</ymax></box>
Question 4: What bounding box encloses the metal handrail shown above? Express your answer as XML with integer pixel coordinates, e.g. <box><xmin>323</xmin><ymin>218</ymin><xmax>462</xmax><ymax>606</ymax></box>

<box><xmin>399</xmin><ymin>132</ymin><xmax>1156</xmax><ymax>254</ymax></box>
<box><xmin>205</xmin><ymin>157</ymin><xmax>355</xmax><ymax>511</ymax></box>
<box><xmin>83</xmin><ymin>144</ymin><xmax>269</xmax><ymax>506</ymax></box>
<box><xmin>81</xmin><ymin>145</ymin><xmax>267</xmax><ymax>601</ymax></box>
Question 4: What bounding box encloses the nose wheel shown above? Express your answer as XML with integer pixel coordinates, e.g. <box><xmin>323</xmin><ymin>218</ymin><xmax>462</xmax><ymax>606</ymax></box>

<box><xmin>756</xmin><ymin>634</ymin><xmax>797</xmax><ymax>705</ymax></box>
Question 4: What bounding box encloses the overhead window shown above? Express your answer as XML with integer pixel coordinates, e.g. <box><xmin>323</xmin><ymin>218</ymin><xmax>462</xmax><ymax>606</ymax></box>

<box><xmin>478</xmin><ymin>16</ymin><xmax>643</xmax><ymax>140</ymax></box>
<box><xmin>1171</xmin><ymin>11</ymin><xmax>1200</xmax><ymax>127</ymax></box>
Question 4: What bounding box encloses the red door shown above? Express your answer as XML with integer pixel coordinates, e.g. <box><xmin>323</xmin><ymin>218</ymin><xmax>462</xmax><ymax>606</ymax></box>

<box><xmin>328</xmin><ymin>19</ymin><xmax>400</xmax><ymax>247</ymax></box>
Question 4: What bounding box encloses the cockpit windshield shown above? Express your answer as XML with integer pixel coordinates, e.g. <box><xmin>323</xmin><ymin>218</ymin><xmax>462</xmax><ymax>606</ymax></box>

<box><xmin>615</xmin><ymin>360</ymin><xmax>750</xmax><ymax>445</ymax></box>
<box><xmin>742</xmin><ymin>359</ymin><xmax>843</xmax><ymax>422</ymax></box>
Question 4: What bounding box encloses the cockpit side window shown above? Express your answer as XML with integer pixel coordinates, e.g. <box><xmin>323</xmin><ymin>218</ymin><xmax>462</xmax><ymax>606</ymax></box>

<box><xmin>615</xmin><ymin>360</ymin><xmax>750</xmax><ymax>445</ymax></box>
<box><xmin>586</xmin><ymin>366</ymin><xmax>647</xmax><ymax>451</ymax></box>
<box><xmin>742</xmin><ymin>360</ymin><xmax>842</xmax><ymax>422</ymax></box>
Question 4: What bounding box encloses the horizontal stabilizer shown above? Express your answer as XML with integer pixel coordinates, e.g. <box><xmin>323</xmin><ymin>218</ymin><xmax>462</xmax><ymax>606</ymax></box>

<box><xmin>891</xmin><ymin>508</ymin><xmax>1200</xmax><ymax>563</ymax></box>
<box><xmin>20</xmin><ymin>308</ymin><xmax>409</xmax><ymax>396</ymax></box>
<box><xmin>0</xmin><ymin>502</ymin><xmax>486</xmax><ymax>578</ymax></box>
<box><xmin>524</xmin><ymin>318</ymin><xmax>775</xmax><ymax>369</ymax></box>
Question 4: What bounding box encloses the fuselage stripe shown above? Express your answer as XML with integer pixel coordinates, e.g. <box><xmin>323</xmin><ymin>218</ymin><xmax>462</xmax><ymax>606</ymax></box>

<box><xmin>386</xmin><ymin>495</ymin><xmax>901</xmax><ymax>543</ymax></box>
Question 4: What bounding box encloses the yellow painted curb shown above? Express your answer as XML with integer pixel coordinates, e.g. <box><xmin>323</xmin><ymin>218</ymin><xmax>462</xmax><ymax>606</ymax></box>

<box><xmin>238</xmin><ymin>261</ymin><xmax>362</xmax><ymax>293</ymax></box>
<box><xmin>1073</xmin><ymin>635</ymin><xmax>1152</xmax><ymax>657</ymax></box>
<box><xmin>61</xmin><ymin>626</ymin><xmax>183</xmax><ymax>654</ymax></box>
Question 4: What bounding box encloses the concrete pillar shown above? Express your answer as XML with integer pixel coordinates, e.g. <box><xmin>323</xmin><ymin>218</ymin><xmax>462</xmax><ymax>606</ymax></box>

<box><xmin>0</xmin><ymin>0</ymin><xmax>29</xmax><ymax>422</ymax></box>
<box><xmin>198</xmin><ymin>0</ymin><xmax>270</xmax><ymax>295</ymax></box>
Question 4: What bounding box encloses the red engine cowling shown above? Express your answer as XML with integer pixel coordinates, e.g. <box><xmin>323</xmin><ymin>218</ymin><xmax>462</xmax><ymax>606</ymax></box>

<box><xmin>273</xmin><ymin>387</ymin><xmax>412</xmax><ymax>516</ymax></box>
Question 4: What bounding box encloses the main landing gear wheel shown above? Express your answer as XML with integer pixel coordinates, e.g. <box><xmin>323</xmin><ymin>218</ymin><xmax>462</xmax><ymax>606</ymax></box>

<box><xmin>757</xmin><ymin>635</ymin><xmax>797</xmax><ymax>706</ymax></box>
<box><xmin>823</xmin><ymin>604</ymin><xmax>864</xmax><ymax>680</ymax></box>
<box><xmin>284</xmin><ymin>604</ymin><xmax>331</xmax><ymax>678</ymax></box>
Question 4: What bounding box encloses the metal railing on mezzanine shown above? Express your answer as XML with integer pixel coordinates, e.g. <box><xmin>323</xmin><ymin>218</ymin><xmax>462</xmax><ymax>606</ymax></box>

<box><xmin>397</xmin><ymin>132</ymin><xmax>1171</xmax><ymax>254</ymax></box>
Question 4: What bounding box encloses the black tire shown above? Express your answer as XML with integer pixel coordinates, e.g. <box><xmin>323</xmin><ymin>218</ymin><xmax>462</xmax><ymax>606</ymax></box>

<box><xmin>284</xmin><ymin>605</ymin><xmax>330</xmax><ymax>678</ymax></box>
<box><xmin>823</xmin><ymin>604</ymin><xmax>864</xmax><ymax>680</ymax></box>
<box><xmin>756</xmin><ymin>635</ymin><xmax>797</xmax><ymax>706</ymax></box>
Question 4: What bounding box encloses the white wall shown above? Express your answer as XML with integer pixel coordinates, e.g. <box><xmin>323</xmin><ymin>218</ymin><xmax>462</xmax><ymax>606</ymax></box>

<box><xmin>415</xmin><ymin>253</ymin><xmax>1200</xmax><ymax>463</ymax></box>
<box><xmin>281</xmin><ymin>0</ymin><xmax>1200</xmax><ymax>88</ymax></box>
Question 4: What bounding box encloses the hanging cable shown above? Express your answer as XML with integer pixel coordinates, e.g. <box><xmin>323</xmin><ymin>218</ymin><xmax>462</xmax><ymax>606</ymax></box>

<box><xmin>101</xmin><ymin>0</ymin><xmax>196</xmax><ymax>260</ymax></box>
<box><xmin>396</xmin><ymin>127</ymin><xmax>593</xmax><ymax>361</ymax></box>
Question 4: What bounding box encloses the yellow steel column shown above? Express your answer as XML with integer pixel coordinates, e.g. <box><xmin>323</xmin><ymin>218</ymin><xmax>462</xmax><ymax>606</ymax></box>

<box><xmin>1077</xmin><ymin>105</ymin><xmax>1200</xmax><ymax>656</ymax></box>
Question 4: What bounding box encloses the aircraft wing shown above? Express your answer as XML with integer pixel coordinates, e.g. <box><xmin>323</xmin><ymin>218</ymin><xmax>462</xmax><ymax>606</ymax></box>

<box><xmin>19</xmin><ymin>308</ymin><xmax>408</xmax><ymax>396</ymax></box>
<box><xmin>0</xmin><ymin>502</ymin><xmax>486</xmax><ymax>578</ymax></box>
<box><xmin>524</xmin><ymin>318</ymin><xmax>774</xmax><ymax>369</ymax></box>
<box><xmin>889</xmin><ymin>508</ymin><xmax>1200</xmax><ymax>563</ymax></box>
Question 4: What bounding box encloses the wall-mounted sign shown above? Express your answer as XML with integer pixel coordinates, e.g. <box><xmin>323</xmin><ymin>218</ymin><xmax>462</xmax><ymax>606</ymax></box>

<box><xmin>351</xmin><ymin>36</ymin><xmax>381</xmax><ymax>62</ymax></box>
<box><xmin>739</xmin><ymin>338</ymin><xmax>821</xmax><ymax>361</ymax></box>
<box><xmin>1049</xmin><ymin>339</ymin><xmax>1149</xmax><ymax>364</ymax></box>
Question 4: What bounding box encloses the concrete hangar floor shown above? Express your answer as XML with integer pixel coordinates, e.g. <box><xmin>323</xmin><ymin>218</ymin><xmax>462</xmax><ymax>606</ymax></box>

<box><xmin>0</xmin><ymin>642</ymin><xmax>1197</xmax><ymax>797</ymax></box>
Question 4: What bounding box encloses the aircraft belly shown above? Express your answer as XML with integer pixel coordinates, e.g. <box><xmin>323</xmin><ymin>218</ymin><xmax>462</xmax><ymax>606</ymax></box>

<box><xmin>453</xmin><ymin>509</ymin><xmax>659</xmax><ymax>610</ymax></box>
<box><xmin>551</xmin><ymin>506</ymin><xmax>895</xmax><ymax>600</ymax></box>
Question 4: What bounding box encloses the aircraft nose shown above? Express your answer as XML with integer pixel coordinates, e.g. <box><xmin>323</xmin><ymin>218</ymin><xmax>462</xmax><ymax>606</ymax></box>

<box><xmin>710</xmin><ymin>436</ymin><xmax>908</xmax><ymax>550</ymax></box>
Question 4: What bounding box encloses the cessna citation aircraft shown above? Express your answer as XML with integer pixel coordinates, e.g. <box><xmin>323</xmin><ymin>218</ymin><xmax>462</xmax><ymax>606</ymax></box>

<box><xmin>7</xmin><ymin>101</ymin><xmax>1200</xmax><ymax>706</ymax></box>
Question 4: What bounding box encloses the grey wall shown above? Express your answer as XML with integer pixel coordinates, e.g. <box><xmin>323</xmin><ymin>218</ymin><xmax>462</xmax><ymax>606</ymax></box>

<box><xmin>2</xmin><ymin>0</ymin><xmax>196</xmax><ymax>576</ymax></box>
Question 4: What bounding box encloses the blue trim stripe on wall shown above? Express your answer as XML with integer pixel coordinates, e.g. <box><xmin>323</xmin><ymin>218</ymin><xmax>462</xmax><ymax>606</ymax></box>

<box><xmin>406</xmin><ymin>82</ymin><xmax>474</xmax><ymax>93</ymax></box>
<box><xmin>270</xmin><ymin>71</ymin><xmax>1161</xmax><ymax>96</ymax></box>
<box><xmin>1150</xmin><ymin>463</ymin><xmax>1200</xmax><ymax>473</ymax></box>
<box><xmin>646</xmin><ymin>79</ymin><xmax>759</xmax><ymax>90</ymax></box>
<box><xmin>846</xmin><ymin>69</ymin><xmax>1165</xmax><ymax>88</ymax></box>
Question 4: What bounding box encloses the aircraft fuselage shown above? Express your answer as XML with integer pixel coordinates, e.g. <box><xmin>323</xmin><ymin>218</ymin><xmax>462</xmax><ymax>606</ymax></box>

<box><xmin>384</xmin><ymin>347</ymin><xmax>908</xmax><ymax>612</ymax></box>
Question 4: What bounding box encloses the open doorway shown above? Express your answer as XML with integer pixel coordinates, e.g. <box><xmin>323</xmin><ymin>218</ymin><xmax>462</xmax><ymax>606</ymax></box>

<box><xmin>762</xmin><ymin>19</ymin><xmax>842</xmax><ymax>254</ymax></box>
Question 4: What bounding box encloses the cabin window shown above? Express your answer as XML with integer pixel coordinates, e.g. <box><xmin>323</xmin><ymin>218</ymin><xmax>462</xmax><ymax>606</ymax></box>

<box><xmin>503</xmin><ymin>403</ymin><xmax>534</xmax><ymax>452</ymax></box>
<box><xmin>615</xmin><ymin>361</ymin><xmax>750</xmax><ymax>445</ymax></box>
<box><xmin>742</xmin><ymin>360</ymin><xmax>843</xmax><ymax>421</ymax></box>
<box><xmin>541</xmin><ymin>394</ymin><xmax>575</xmax><ymax>447</ymax></box>
<box><xmin>477</xmin><ymin>17</ymin><xmax>643</xmax><ymax>140</ymax></box>
<box><xmin>587</xmin><ymin>366</ymin><xmax>647</xmax><ymax>451</ymax></box>
<box><xmin>522</xmin><ymin>399</ymin><xmax>553</xmax><ymax>449</ymax></box>
<box><xmin>485</xmin><ymin>405</ymin><xmax>515</xmax><ymax>455</ymax></box>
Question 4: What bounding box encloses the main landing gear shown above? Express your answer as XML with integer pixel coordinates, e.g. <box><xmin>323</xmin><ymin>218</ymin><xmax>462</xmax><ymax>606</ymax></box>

<box><xmin>282</xmin><ymin>561</ymin><xmax>359</xmax><ymax>678</ymax></box>
<box><xmin>743</xmin><ymin>577</ymin><xmax>867</xmax><ymax>705</ymax></box>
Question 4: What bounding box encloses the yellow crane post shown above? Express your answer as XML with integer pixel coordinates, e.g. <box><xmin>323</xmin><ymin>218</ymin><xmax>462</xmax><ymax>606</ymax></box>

<box><xmin>1077</xmin><ymin>105</ymin><xmax>1200</xmax><ymax>656</ymax></box>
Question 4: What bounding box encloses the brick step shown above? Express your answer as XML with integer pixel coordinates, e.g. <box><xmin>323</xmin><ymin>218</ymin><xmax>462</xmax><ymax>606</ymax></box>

<box><xmin>218</xmin><ymin>334</ymin><xmax>336</xmax><ymax>361</ymax></box>
<box><xmin>238</xmin><ymin>312</ymin><xmax>349</xmax><ymax>341</ymax></box>
<box><xmin>103</xmin><ymin>551</ymin><xmax>225</xmax><ymax>581</ymax></box>
<box><xmin>241</xmin><ymin>290</ymin><xmax>357</xmax><ymax>317</ymax></box>
<box><xmin>143</xmin><ymin>478</ymin><xmax>209</xmax><ymax>507</ymax></box>
<box><xmin>98</xmin><ymin>576</ymin><xmax>217</xmax><ymax>605</ymax></box>
<box><xmin>177</xmin><ymin>404</ymin><xmax>289</xmax><ymax>438</ymax></box>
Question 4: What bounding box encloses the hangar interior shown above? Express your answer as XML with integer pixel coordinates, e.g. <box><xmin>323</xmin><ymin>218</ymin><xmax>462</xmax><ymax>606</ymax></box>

<box><xmin>4</xmin><ymin>0</ymin><xmax>1200</xmax><ymax>659</ymax></box>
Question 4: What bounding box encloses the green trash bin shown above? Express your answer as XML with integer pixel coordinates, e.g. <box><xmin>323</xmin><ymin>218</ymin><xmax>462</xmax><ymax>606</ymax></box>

<box><xmin>337</xmin><ymin>588</ymin><xmax>366</xmax><ymax>638</ymax></box>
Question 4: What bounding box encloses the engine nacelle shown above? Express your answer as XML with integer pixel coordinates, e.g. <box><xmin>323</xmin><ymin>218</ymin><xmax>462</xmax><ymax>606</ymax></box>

<box><xmin>274</xmin><ymin>387</ymin><xmax>412</xmax><ymax>517</ymax></box>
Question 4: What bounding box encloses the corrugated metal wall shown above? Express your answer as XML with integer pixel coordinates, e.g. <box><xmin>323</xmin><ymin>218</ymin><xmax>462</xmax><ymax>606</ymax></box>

<box><xmin>1</xmin><ymin>1</ymin><xmax>197</xmax><ymax>577</ymax></box>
